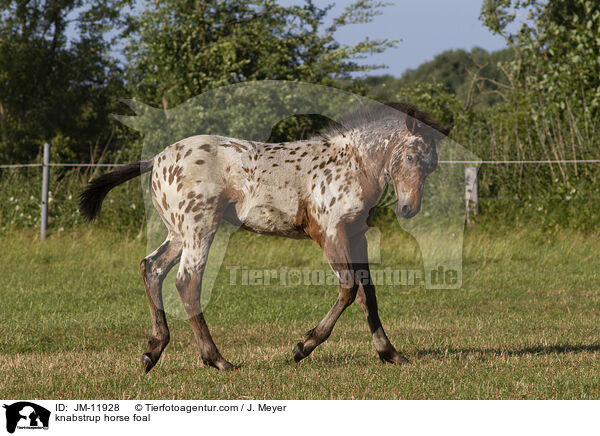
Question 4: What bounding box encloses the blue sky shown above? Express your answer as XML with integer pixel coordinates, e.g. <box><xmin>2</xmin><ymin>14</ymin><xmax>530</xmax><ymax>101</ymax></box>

<box><xmin>315</xmin><ymin>0</ymin><xmax>510</xmax><ymax>76</ymax></box>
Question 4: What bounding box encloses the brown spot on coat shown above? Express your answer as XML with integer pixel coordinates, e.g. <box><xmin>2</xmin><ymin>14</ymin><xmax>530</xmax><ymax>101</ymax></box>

<box><xmin>294</xmin><ymin>200</ymin><xmax>327</xmax><ymax>247</ymax></box>
<box><xmin>184</xmin><ymin>201</ymin><xmax>195</xmax><ymax>214</ymax></box>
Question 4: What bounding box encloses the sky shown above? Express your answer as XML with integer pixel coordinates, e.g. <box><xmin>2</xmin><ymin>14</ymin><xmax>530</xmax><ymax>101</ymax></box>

<box><xmin>310</xmin><ymin>0</ymin><xmax>510</xmax><ymax>76</ymax></box>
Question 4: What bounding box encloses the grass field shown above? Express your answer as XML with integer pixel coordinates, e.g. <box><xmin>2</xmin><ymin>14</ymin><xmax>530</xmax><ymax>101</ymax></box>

<box><xmin>1</xmin><ymin>223</ymin><xmax>599</xmax><ymax>399</ymax></box>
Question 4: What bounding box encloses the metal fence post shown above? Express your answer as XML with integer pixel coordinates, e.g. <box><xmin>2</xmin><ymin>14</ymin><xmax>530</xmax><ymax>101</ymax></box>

<box><xmin>465</xmin><ymin>167</ymin><xmax>478</xmax><ymax>226</ymax></box>
<box><xmin>41</xmin><ymin>142</ymin><xmax>50</xmax><ymax>240</ymax></box>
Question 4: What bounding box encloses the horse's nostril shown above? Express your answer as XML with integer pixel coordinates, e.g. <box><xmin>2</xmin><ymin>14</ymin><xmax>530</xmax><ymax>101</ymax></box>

<box><xmin>402</xmin><ymin>205</ymin><xmax>409</xmax><ymax>215</ymax></box>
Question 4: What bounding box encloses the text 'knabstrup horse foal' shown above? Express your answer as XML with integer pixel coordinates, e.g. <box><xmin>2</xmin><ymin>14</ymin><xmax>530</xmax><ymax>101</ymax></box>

<box><xmin>80</xmin><ymin>102</ymin><xmax>451</xmax><ymax>371</ymax></box>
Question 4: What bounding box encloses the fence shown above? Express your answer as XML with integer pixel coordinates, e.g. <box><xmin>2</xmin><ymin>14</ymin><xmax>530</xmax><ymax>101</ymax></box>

<box><xmin>0</xmin><ymin>143</ymin><xmax>128</xmax><ymax>240</ymax></box>
<box><xmin>3</xmin><ymin>144</ymin><xmax>600</xmax><ymax>240</ymax></box>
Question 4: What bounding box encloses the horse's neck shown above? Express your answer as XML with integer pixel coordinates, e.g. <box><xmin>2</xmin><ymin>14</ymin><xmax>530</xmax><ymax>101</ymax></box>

<box><xmin>329</xmin><ymin>127</ymin><xmax>397</xmax><ymax>188</ymax></box>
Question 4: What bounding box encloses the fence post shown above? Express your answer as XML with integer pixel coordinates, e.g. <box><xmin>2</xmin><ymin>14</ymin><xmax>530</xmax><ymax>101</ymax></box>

<box><xmin>465</xmin><ymin>167</ymin><xmax>478</xmax><ymax>226</ymax></box>
<box><xmin>41</xmin><ymin>142</ymin><xmax>50</xmax><ymax>240</ymax></box>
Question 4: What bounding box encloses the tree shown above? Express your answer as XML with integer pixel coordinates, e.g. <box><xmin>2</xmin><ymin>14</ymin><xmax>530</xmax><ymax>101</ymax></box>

<box><xmin>357</xmin><ymin>47</ymin><xmax>513</xmax><ymax>110</ymax></box>
<box><xmin>0</xmin><ymin>0</ymin><xmax>127</xmax><ymax>163</ymax></box>
<box><xmin>125</xmin><ymin>0</ymin><xmax>396</xmax><ymax>109</ymax></box>
<box><xmin>480</xmin><ymin>0</ymin><xmax>600</xmax><ymax>111</ymax></box>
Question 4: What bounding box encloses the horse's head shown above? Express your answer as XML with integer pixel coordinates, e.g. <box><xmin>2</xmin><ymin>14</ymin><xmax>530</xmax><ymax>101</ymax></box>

<box><xmin>386</xmin><ymin>108</ymin><xmax>452</xmax><ymax>219</ymax></box>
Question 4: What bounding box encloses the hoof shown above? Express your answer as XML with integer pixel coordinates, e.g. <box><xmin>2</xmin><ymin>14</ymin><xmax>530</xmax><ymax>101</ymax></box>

<box><xmin>142</xmin><ymin>353</ymin><xmax>156</xmax><ymax>373</ymax></box>
<box><xmin>293</xmin><ymin>342</ymin><xmax>306</xmax><ymax>363</ymax></box>
<box><xmin>379</xmin><ymin>350</ymin><xmax>409</xmax><ymax>365</ymax></box>
<box><xmin>216</xmin><ymin>360</ymin><xmax>235</xmax><ymax>371</ymax></box>
<box><xmin>203</xmin><ymin>358</ymin><xmax>235</xmax><ymax>371</ymax></box>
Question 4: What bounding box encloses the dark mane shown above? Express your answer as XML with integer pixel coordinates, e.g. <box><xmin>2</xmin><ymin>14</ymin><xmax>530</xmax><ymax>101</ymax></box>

<box><xmin>320</xmin><ymin>101</ymin><xmax>450</xmax><ymax>139</ymax></box>
<box><xmin>383</xmin><ymin>102</ymin><xmax>447</xmax><ymax>134</ymax></box>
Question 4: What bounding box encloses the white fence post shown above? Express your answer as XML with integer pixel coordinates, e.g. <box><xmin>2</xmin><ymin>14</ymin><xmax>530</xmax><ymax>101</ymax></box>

<box><xmin>465</xmin><ymin>167</ymin><xmax>478</xmax><ymax>226</ymax></box>
<box><xmin>41</xmin><ymin>142</ymin><xmax>50</xmax><ymax>240</ymax></box>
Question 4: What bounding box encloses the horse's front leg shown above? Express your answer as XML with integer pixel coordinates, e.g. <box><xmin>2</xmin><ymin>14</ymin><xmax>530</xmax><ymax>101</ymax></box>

<box><xmin>293</xmin><ymin>229</ymin><xmax>358</xmax><ymax>362</ymax></box>
<box><xmin>351</xmin><ymin>234</ymin><xmax>408</xmax><ymax>365</ymax></box>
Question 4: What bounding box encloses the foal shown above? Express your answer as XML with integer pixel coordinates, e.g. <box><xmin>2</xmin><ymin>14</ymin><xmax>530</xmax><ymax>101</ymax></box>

<box><xmin>80</xmin><ymin>102</ymin><xmax>451</xmax><ymax>371</ymax></box>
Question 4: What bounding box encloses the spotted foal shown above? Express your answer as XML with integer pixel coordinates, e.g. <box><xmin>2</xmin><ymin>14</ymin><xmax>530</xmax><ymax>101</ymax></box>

<box><xmin>80</xmin><ymin>102</ymin><xmax>451</xmax><ymax>371</ymax></box>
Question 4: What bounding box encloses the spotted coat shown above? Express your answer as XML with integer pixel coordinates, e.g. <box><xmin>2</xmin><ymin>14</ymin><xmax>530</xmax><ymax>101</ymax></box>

<box><xmin>81</xmin><ymin>102</ymin><xmax>450</xmax><ymax>371</ymax></box>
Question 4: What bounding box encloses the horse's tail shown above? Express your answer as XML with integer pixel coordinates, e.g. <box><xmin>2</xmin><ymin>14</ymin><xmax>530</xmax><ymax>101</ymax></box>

<box><xmin>79</xmin><ymin>160</ymin><xmax>153</xmax><ymax>221</ymax></box>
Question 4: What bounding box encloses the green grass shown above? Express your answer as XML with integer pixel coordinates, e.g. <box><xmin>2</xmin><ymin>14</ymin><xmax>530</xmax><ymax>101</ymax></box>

<box><xmin>1</xmin><ymin>223</ymin><xmax>599</xmax><ymax>399</ymax></box>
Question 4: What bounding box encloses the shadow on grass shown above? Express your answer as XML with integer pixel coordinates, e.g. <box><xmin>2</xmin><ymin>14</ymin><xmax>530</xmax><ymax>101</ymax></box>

<box><xmin>415</xmin><ymin>344</ymin><xmax>600</xmax><ymax>358</ymax></box>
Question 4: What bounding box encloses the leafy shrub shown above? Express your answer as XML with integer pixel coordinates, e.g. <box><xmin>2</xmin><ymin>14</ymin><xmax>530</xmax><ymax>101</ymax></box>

<box><xmin>0</xmin><ymin>168</ymin><xmax>145</xmax><ymax>236</ymax></box>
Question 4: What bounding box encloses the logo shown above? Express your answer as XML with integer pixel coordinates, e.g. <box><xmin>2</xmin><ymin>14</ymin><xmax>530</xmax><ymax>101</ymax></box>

<box><xmin>3</xmin><ymin>402</ymin><xmax>50</xmax><ymax>433</ymax></box>
<box><xmin>115</xmin><ymin>81</ymin><xmax>478</xmax><ymax>321</ymax></box>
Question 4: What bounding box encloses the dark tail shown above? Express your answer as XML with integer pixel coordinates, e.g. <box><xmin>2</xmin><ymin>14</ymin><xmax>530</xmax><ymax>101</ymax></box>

<box><xmin>79</xmin><ymin>160</ymin><xmax>153</xmax><ymax>221</ymax></box>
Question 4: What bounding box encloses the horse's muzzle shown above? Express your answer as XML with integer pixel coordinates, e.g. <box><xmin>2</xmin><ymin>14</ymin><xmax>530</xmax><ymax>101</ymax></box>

<box><xmin>395</xmin><ymin>202</ymin><xmax>419</xmax><ymax>219</ymax></box>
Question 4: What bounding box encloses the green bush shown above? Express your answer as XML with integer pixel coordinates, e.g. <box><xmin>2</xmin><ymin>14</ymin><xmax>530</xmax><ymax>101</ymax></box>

<box><xmin>0</xmin><ymin>168</ymin><xmax>145</xmax><ymax>236</ymax></box>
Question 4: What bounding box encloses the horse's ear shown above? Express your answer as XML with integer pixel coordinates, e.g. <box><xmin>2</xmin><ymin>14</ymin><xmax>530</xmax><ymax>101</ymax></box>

<box><xmin>406</xmin><ymin>117</ymin><xmax>422</xmax><ymax>134</ymax></box>
<box><xmin>440</xmin><ymin>124</ymin><xmax>453</xmax><ymax>136</ymax></box>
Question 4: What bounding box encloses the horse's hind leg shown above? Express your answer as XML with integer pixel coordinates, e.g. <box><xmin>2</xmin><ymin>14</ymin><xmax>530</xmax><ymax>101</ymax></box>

<box><xmin>351</xmin><ymin>234</ymin><xmax>408</xmax><ymax>364</ymax></box>
<box><xmin>175</xmin><ymin>220</ymin><xmax>233</xmax><ymax>371</ymax></box>
<box><xmin>140</xmin><ymin>235</ymin><xmax>182</xmax><ymax>373</ymax></box>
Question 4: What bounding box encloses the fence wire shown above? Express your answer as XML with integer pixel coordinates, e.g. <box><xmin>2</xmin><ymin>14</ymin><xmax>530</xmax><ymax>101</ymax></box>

<box><xmin>0</xmin><ymin>163</ymin><xmax>128</xmax><ymax>168</ymax></box>
<box><xmin>4</xmin><ymin>160</ymin><xmax>600</xmax><ymax>169</ymax></box>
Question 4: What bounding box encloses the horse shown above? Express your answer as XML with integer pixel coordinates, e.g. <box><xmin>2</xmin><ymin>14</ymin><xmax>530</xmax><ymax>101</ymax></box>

<box><xmin>80</xmin><ymin>101</ymin><xmax>452</xmax><ymax>371</ymax></box>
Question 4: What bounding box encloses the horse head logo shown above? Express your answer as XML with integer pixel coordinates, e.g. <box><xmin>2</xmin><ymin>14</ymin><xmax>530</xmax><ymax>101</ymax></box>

<box><xmin>113</xmin><ymin>81</ymin><xmax>479</xmax><ymax>321</ymax></box>
<box><xmin>3</xmin><ymin>402</ymin><xmax>50</xmax><ymax>433</ymax></box>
